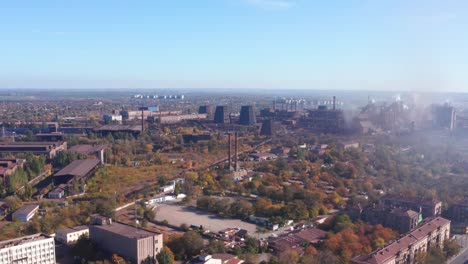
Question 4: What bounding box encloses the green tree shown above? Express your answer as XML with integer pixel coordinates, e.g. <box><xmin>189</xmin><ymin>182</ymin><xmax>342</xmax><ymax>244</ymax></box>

<box><xmin>182</xmin><ymin>231</ymin><xmax>204</xmax><ymax>258</ymax></box>
<box><xmin>208</xmin><ymin>240</ymin><xmax>226</xmax><ymax>254</ymax></box>
<box><xmin>156</xmin><ymin>247</ymin><xmax>174</xmax><ymax>264</ymax></box>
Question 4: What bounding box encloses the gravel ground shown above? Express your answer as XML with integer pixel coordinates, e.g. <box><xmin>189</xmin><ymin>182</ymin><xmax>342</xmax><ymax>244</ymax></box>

<box><xmin>154</xmin><ymin>201</ymin><xmax>260</xmax><ymax>235</ymax></box>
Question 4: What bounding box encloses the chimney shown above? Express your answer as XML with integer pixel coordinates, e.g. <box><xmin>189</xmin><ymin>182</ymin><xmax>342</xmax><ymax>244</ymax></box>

<box><xmin>141</xmin><ymin>109</ymin><xmax>144</xmax><ymax>132</ymax></box>
<box><xmin>333</xmin><ymin>96</ymin><xmax>336</xmax><ymax>110</ymax></box>
<box><xmin>228</xmin><ymin>133</ymin><xmax>232</xmax><ymax>171</ymax></box>
<box><xmin>234</xmin><ymin>132</ymin><xmax>238</xmax><ymax>171</ymax></box>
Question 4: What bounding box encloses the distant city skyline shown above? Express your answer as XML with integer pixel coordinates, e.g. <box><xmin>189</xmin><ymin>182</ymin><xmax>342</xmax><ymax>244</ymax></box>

<box><xmin>0</xmin><ymin>0</ymin><xmax>467</xmax><ymax>91</ymax></box>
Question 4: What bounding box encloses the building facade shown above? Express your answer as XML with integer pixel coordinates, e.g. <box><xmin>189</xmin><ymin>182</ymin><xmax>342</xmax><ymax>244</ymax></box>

<box><xmin>55</xmin><ymin>226</ymin><xmax>89</xmax><ymax>245</ymax></box>
<box><xmin>0</xmin><ymin>233</ymin><xmax>55</xmax><ymax>264</ymax></box>
<box><xmin>380</xmin><ymin>195</ymin><xmax>442</xmax><ymax>218</ymax></box>
<box><xmin>352</xmin><ymin>217</ymin><xmax>451</xmax><ymax>264</ymax></box>
<box><xmin>89</xmin><ymin>216</ymin><xmax>163</xmax><ymax>263</ymax></box>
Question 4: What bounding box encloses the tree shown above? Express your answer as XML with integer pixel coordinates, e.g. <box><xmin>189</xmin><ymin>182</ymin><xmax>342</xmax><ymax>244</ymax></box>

<box><xmin>244</xmin><ymin>236</ymin><xmax>259</xmax><ymax>254</ymax></box>
<box><xmin>443</xmin><ymin>239</ymin><xmax>461</xmax><ymax>259</ymax></box>
<box><xmin>4</xmin><ymin>196</ymin><xmax>22</xmax><ymax>211</ymax></box>
<box><xmin>182</xmin><ymin>231</ymin><xmax>204</xmax><ymax>258</ymax></box>
<box><xmin>156</xmin><ymin>247</ymin><xmax>174</xmax><ymax>264</ymax></box>
<box><xmin>208</xmin><ymin>240</ymin><xmax>226</xmax><ymax>254</ymax></box>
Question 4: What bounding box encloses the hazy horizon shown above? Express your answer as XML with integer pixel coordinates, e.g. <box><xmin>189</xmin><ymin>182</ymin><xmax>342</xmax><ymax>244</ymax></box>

<box><xmin>1</xmin><ymin>0</ymin><xmax>467</xmax><ymax>91</ymax></box>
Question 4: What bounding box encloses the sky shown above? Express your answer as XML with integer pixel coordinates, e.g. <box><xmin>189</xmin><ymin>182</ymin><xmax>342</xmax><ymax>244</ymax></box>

<box><xmin>0</xmin><ymin>0</ymin><xmax>467</xmax><ymax>91</ymax></box>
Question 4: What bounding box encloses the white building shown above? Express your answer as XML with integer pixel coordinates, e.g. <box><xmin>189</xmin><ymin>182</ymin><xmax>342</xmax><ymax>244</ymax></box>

<box><xmin>55</xmin><ymin>225</ymin><xmax>89</xmax><ymax>245</ymax></box>
<box><xmin>12</xmin><ymin>204</ymin><xmax>39</xmax><ymax>222</ymax></box>
<box><xmin>0</xmin><ymin>233</ymin><xmax>56</xmax><ymax>264</ymax></box>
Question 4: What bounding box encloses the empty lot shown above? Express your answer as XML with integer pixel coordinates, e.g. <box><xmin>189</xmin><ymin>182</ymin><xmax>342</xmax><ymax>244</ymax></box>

<box><xmin>154</xmin><ymin>202</ymin><xmax>260</xmax><ymax>235</ymax></box>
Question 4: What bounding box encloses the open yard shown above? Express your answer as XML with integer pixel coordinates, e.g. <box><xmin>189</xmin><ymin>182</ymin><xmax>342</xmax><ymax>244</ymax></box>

<box><xmin>154</xmin><ymin>202</ymin><xmax>263</xmax><ymax>236</ymax></box>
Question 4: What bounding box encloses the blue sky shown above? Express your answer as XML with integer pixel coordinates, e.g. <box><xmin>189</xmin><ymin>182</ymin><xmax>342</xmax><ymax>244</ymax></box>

<box><xmin>0</xmin><ymin>0</ymin><xmax>467</xmax><ymax>91</ymax></box>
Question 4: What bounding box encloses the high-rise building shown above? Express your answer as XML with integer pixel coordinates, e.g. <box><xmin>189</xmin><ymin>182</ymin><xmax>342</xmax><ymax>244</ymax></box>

<box><xmin>0</xmin><ymin>233</ymin><xmax>56</xmax><ymax>264</ymax></box>
<box><xmin>214</xmin><ymin>106</ymin><xmax>228</xmax><ymax>124</ymax></box>
<box><xmin>239</xmin><ymin>105</ymin><xmax>256</xmax><ymax>126</ymax></box>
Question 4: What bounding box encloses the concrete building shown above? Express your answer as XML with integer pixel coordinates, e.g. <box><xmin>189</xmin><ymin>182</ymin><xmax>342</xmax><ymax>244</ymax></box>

<box><xmin>48</xmin><ymin>184</ymin><xmax>67</xmax><ymax>199</ymax></box>
<box><xmin>239</xmin><ymin>105</ymin><xmax>256</xmax><ymax>126</ymax></box>
<box><xmin>352</xmin><ymin>217</ymin><xmax>450</xmax><ymax>264</ymax></box>
<box><xmin>158</xmin><ymin>114</ymin><xmax>207</xmax><ymax>124</ymax></box>
<box><xmin>0</xmin><ymin>141</ymin><xmax>67</xmax><ymax>159</ymax></box>
<box><xmin>12</xmin><ymin>204</ymin><xmax>39</xmax><ymax>222</ymax></box>
<box><xmin>93</xmin><ymin>125</ymin><xmax>142</xmax><ymax>137</ymax></box>
<box><xmin>103</xmin><ymin>114</ymin><xmax>123</xmax><ymax>124</ymax></box>
<box><xmin>449</xmin><ymin>199</ymin><xmax>468</xmax><ymax>234</ymax></box>
<box><xmin>380</xmin><ymin>195</ymin><xmax>442</xmax><ymax>218</ymax></box>
<box><xmin>89</xmin><ymin>215</ymin><xmax>163</xmax><ymax>264</ymax></box>
<box><xmin>0</xmin><ymin>233</ymin><xmax>55</xmax><ymax>264</ymax></box>
<box><xmin>362</xmin><ymin>206</ymin><xmax>421</xmax><ymax>234</ymax></box>
<box><xmin>189</xmin><ymin>254</ymin><xmax>244</xmax><ymax>264</ymax></box>
<box><xmin>55</xmin><ymin>225</ymin><xmax>89</xmax><ymax>245</ymax></box>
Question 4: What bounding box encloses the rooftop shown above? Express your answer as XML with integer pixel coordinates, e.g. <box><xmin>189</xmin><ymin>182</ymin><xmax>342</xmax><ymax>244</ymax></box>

<box><xmin>54</xmin><ymin>159</ymin><xmax>100</xmax><ymax>178</ymax></box>
<box><xmin>94</xmin><ymin>125</ymin><xmax>142</xmax><ymax>132</ymax></box>
<box><xmin>14</xmin><ymin>204</ymin><xmax>39</xmax><ymax>215</ymax></box>
<box><xmin>0</xmin><ymin>233</ymin><xmax>51</xmax><ymax>249</ymax></box>
<box><xmin>353</xmin><ymin>217</ymin><xmax>450</xmax><ymax>264</ymax></box>
<box><xmin>91</xmin><ymin>221</ymin><xmax>160</xmax><ymax>240</ymax></box>
<box><xmin>56</xmin><ymin>225</ymin><xmax>89</xmax><ymax>235</ymax></box>
<box><xmin>383</xmin><ymin>194</ymin><xmax>441</xmax><ymax>206</ymax></box>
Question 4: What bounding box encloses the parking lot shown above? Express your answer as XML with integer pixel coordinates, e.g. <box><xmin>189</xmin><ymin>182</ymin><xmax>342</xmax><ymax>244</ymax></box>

<box><xmin>154</xmin><ymin>202</ymin><xmax>262</xmax><ymax>236</ymax></box>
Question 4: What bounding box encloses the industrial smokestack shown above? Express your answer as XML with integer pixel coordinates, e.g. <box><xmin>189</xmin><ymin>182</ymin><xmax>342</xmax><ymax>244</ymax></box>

<box><xmin>228</xmin><ymin>133</ymin><xmax>232</xmax><ymax>171</ymax></box>
<box><xmin>333</xmin><ymin>96</ymin><xmax>336</xmax><ymax>110</ymax></box>
<box><xmin>141</xmin><ymin>109</ymin><xmax>144</xmax><ymax>132</ymax></box>
<box><xmin>234</xmin><ymin>132</ymin><xmax>238</xmax><ymax>171</ymax></box>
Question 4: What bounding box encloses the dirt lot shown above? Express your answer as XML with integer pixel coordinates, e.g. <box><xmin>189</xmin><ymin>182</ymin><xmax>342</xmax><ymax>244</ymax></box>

<box><xmin>154</xmin><ymin>202</ymin><xmax>261</xmax><ymax>235</ymax></box>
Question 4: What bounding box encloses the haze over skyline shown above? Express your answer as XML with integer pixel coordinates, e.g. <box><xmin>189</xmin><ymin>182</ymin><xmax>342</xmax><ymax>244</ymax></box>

<box><xmin>1</xmin><ymin>0</ymin><xmax>467</xmax><ymax>91</ymax></box>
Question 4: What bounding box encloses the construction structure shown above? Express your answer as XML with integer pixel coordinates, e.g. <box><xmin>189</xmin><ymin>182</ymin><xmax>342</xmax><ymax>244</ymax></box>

<box><xmin>432</xmin><ymin>104</ymin><xmax>456</xmax><ymax>131</ymax></box>
<box><xmin>260</xmin><ymin>119</ymin><xmax>274</xmax><ymax>136</ymax></box>
<box><xmin>53</xmin><ymin>159</ymin><xmax>100</xmax><ymax>195</ymax></box>
<box><xmin>214</xmin><ymin>106</ymin><xmax>229</xmax><ymax>124</ymax></box>
<box><xmin>198</xmin><ymin>105</ymin><xmax>212</xmax><ymax>119</ymax></box>
<box><xmin>239</xmin><ymin>105</ymin><xmax>256</xmax><ymax>126</ymax></box>
<box><xmin>0</xmin><ymin>141</ymin><xmax>67</xmax><ymax>159</ymax></box>
<box><xmin>301</xmin><ymin>96</ymin><xmax>345</xmax><ymax>133</ymax></box>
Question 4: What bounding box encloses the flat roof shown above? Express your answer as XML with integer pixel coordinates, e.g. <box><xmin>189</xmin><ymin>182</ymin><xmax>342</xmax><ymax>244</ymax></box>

<box><xmin>54</xmin><ymin>159</ymin><xmax>100</xmax><ymax>178</ymax></box>
<box><xmin>14</xmin><ymin>204</ymin><xmax>39</xmax><ymax>215</ymax></box>
<box><xmin>91</xmin><ymin>221</ymin><xmax>160</xmax><ymax>240</ymax></box>
<box><xmin>0</xmin><ymin>233</ymin><xmax>52</xmax><ymax>249</ymax></box>
<box><xmin>0</xmin><ymin>141</ymin><xmax>64</xmax><ymax>146</ymax></box>
<box><xmin>94</xmin><ymin>125</ymin><xmax>142</xmax><ymax>132</ymax></box>
<box><xmin>56</xmin><ymin>225</ymin><xmax>89</xmax><ymax>235</ymax></box>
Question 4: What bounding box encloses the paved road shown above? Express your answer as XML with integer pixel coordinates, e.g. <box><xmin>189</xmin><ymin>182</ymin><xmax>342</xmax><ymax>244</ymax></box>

<box><xmin>449</xmin><ymin>235</ymin><xmax>468</xmax><ymax>264</ymax></box>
